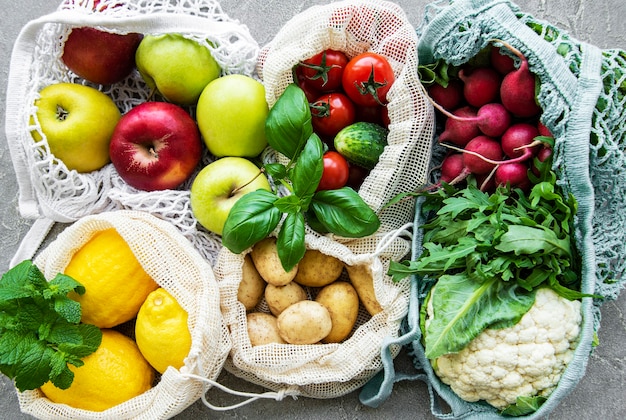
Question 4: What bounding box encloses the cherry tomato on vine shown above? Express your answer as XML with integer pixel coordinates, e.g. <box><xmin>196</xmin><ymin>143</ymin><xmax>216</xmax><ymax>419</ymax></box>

<box><xmin>295</xmin><ymin>72</ymin><xmax>321</xmax><ymax>103</ymax></box>
<box><xmin>311</xmin><ymin>92</ymin><xmax>356</xmax><ymax>138</ymax></box>
<box><xmin>317</xmin><ymin>151</ymin><xmax>350</xmax><ymax>191</ymax></box>
<box><xmin>342</xmin><ymin>52</ymin><xmax>394</xmax><ymax>107</ymax></box>
<box><xmin>296</xmin><ymin>49</ymin><xmax>349</xmax><ymax>92</ymax></box>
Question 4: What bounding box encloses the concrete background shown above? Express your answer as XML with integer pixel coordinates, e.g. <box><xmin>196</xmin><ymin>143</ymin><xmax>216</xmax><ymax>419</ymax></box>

<box><xmin>1</xmin><ymin>0</ymin><xmax>625</xmax><ymax>419</ymax></box>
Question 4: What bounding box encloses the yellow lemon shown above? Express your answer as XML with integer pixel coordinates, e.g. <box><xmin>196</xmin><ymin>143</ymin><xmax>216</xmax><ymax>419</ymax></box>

<box><xmin>40</xmin><ymin>329</ymin><xmax>155</xmax><ymax>412</ymax></box>
<box><xmin>64</xmin><ymin>228</ymin><xmax>159</xmax><ymax>328</ymax></box>
<box><xmin>135</xmin><ymin>288</ymin><xmax>192</xmax><ymax>374</ymax></box>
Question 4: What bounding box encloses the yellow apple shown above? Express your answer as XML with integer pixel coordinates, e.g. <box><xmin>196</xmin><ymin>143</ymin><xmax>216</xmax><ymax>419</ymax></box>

<box><xmin>32</xmin><ymin>83</ymin><xmax>121</xmax><ymax>173</ymax></box>
<box><xmin>135</xmin><ymin>33</ymin><xmax>221</xmax><ymax>106</ymax></box>
<box><xmin>190</xmin><ymin>157</ymin><xmax>271</xmax><ymax>235</ymax></box>
<box><xmin>196</xmin><ymin>74</ymin><xmax>269</xmax><ymax>158</ymax></box>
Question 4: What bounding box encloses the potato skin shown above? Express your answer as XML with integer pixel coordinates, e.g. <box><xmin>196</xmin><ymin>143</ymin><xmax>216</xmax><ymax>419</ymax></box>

<box><xmin>345</xmin><ymin>263</ymin><xmax>383</xmax><ymax>316</ymax></box>
<box><xmin>265</xmin><ymin>282</ymin><xmax>307</xmax><ymax>316</ymax></box>
<box><xmin>315</xmin><ymin>282</ymin><xmax>359</xmax><ymax>343</ymax></box>
<box><xmin>251</xmin><ymin>237</ymin><xmax>298</xmax><ymax>286</ymax></box>
<box><xmin>293</xmin><ymin>249</ymin><xmax>344</xmax><ymax>287</ymax></box>
<box><xmin>237</xmin><ymin>254</ymin><xmax>266</xmax><ymax>311</ymax></box>
<box><xmin>246</xmin><ymin>312</ymin><xmax>286</xmax><ymax>346</ymax></box>
<box><xmin>277</xmin><ymin>300</ymin><xmax>332</xmax><ymax>345</ymax></box>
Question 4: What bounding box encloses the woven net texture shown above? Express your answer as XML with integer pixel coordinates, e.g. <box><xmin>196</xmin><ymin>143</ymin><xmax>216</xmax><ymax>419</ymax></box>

<box><xmin>217</xmin><ymin>230</ymin><xmax>412</xmax><ymax>399</ymax></box>
<box><xmin>401</xmin><ymin>0</ymin><xmax>626</xmax><ymax>419</ymax></box>
<box><xmin>16</xmin><ymin>210</ymin><xmax>230</xmax><ymax>419</ymax></box>
<box><xmin>257</xmin><ymin>0</ymin><xmax>436</xmax><ymax>239</ymax></box>
<box><xmin>5</xmin><ymin>0</ymin><xmax>260</xmax><ymax>265</ymax></box>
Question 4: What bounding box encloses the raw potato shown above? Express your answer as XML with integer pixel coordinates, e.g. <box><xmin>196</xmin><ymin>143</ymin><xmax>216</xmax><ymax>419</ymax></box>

<box><xmin>277</xmin><ymin>300</ymin><xmax>332</xmax><ymax>345</ymax></box>
<box><xmin>246</xmin><ymin>312</ymin><xmax>286</xmax><ymax>346</ymax></box>
<box><xmin>237</xmin><ymin>254</ymin><xmax>266</xmax><ymax>311</ymax></box>
<box><xmin>293</xmin><ymin>249</ymin><xmax>344</xmax><ymax>287</ymax></box>
<box><xmin>345</xmin><ymin>263</ymin><xmax>383</xmax><ymax>316</ymax></box>
<box><xmin>315</xmin><ymin>282</ymin><xmax>359</xmax><ymax>343</ymax></box>
<box><xmin>265</xmin><ymin>282</ymin><xmax>307</xmax><ymax>316</ymax></box>
<box><xmin>251</xmin><ymin>237</ymin><xmax>298</xmax><ymax>286</ymax></box>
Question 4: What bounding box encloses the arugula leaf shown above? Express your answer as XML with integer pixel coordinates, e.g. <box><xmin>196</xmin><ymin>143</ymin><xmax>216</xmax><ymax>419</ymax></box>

<box><xmin>0</xmin><ymin>261</ymin><xmax>102</xmax><ymax>392</ymax></box>
<box><xmin>265</xmin><ymin>83</ymin><xmax>313</xmax><ymax>160</ymax></box>
<box><xmin>222</xmin><ymin>189</ymin><xmax>282</xmax><ymax>254</ymax></box>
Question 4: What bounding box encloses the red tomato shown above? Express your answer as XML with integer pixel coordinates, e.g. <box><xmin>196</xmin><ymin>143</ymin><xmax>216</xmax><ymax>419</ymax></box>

<box><xmin>342</xmin><ymin>52</ymin><xmax>394</xmax><ymax>107</ymax></box>
<box><xmin>295</xmin><ymin>73</ymin><xmax>321</xmax><ymax>103</ymax></box>
<box><xmin>296</xmin><ymin>49</ymin><xmax>349</xmax><ymax>92</ymax></box>
<box><xmin>317</xmin><ymin>151</ymin><xmax>350</xmax><ymax>191</ymax></box>
<box><xmin>311</xmin><ymin>92</ymin><xmax>356</xmax><ymax>138</ymax></box>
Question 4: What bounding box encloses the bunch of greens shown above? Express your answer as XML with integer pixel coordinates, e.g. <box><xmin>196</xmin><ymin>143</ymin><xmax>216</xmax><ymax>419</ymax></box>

<box><xmin>0</xmin><ymin>260</ymin><xmax>102</xmax><ymax>392</ymax></box>
<box><xmin>389</xmin><ymin>171</ymin><xmax>596</xmax><ymax>359</ymax></box>
<box><xmin>222</xmin><ymin>84</ymin><xmax>380</xmax><ymax>272</ymax></box>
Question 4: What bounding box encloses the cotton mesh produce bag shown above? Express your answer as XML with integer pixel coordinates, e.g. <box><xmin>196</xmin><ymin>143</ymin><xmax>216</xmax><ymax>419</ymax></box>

<box><xmin>257</xmin><ymin>0</ymin><xmax>435</xmax><ymax>238</ymax></box>
<box><xmin>359</xmin><ymin>0</ymin><xmax>626</xmax><ymax>418</ymax></box>
<box><xmin>14</xmin><ymin>210</ymin><xmax>230</xmax><ymax>419</ymax></box>
<box><xmin>216</xmin><ymin>228</ymin><xmax>412</xmax><ymax>399</ymax></box>
<box><xmin>5</xmin><ymin>0</ymin><xmax>259</xmax><ymax>266</ymax></box>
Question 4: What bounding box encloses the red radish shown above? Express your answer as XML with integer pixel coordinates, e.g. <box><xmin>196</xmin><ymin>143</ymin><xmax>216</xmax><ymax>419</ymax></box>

<box><xmin>495</xmin><ymin>161</ymin><xmax>531</xmax><ymax>191</ymax></box>
<box><xmin>476</xmin><ymin>170</ymin><xmax>497</xmax><ymax>193</ymax></box>
<box><xmin>490</xmin><ymin>45</ymin><xmax>517</xmax><ymax>74</ymax></box>
<box><xmin>438</xmin><ymin>106</ymin><xmax>481</xmax><ymax>147</ymax></box>
<box><xmin>461</xmin><ymin>136</ymin><xmax>503</xmax><ymax>175</ymax></box>
<box><xmin>439</xmin><ymin>153</ymin><xmax>465</xmax><ymax>183</ymax></box>
<box><xmin>495</xmin><ymin>39</ymin><xmax>542</xmax><ymax>118</ymax></box>
<box><xmin>537</xmin><ymin>121</ymin><xmax>553</xmax><ymax>138</ymax></box>
<box><xmin>430</xmin><ymin>101</ymin><xmax>511</xmax><ymax>139</ymax></box>
<box><xmin>458</xmin><ymin>67</ymin><xmax>501</xmax><ymax>108</ymax></box>
<box><xmin>501</xmin><ymin>123</ymin><xmax>541</xmax><ymax>162</ymax></box>
<box><xmin>428</xmin><ymin>79</ymin><xmax>464</xmax><ymax>111</ymax></box>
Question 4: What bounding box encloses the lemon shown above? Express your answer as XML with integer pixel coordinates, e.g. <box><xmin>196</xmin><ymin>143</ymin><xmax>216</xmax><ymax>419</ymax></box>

<box><xmin>40</xmin><ymin>329</ymin><xmax>155</xmax><ymax>412</ymax></box>
<box><xmin>64</xmin><ymin>228</ymin><xmax>159</xmax><ymax>328</ymax></box>
<box><xmin>135</xmin><ymin>288</ymin><xmax>192</xmax><ymax>374</ymax></box>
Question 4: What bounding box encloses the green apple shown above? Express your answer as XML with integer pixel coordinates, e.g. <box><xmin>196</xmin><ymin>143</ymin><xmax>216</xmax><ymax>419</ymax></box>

<box><xmin>32</xmin><ymin>83</ymin><xmax>121</xmax><ymax>173</ymax></box>
<box><xmin>190</xmin><ymin>157</ymin><xmax>271</xmax><ymax>235</ymax></box>
<box><xmin>135</xmin><ymin>33</ymin><xmax>221</xmax><ymax>105</ymax></box>
<box><xmin>196</xmin><ymin>74</ymin><xmax>269</xmax><ymax>158</ymax></box>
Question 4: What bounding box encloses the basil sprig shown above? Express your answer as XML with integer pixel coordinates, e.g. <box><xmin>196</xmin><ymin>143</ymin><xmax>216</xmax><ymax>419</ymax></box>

<box><xmin>222</xmin><ymin>84</ymin><xmax>380</xmax><ymax>271</ymax></box>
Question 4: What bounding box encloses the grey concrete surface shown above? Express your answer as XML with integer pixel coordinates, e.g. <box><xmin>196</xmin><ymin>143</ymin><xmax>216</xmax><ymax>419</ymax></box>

<box><xmin>1</xmin><ymin>0</ymin><xmax>625</xmax><ymax>419</ymax></box>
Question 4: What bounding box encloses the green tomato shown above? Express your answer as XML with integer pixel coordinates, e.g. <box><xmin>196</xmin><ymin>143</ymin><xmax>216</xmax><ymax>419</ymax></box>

<box><xmin>196</xmin><ymin>74</ymin><xmax>269</xmax><ymax>158</ymax></box>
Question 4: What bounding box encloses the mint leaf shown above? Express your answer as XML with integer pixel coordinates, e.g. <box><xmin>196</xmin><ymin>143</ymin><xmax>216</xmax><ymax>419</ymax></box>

<box><xmin>0</xmin><ymin>261</ymin><xmax>102</xmax><ymax>392</ymax></box>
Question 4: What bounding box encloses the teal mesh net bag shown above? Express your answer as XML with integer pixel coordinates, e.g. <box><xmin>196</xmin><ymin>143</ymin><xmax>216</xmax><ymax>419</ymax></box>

<box><xmin>359</xmin><ymin>0</ymin><xmax>626</xmax><ymax>418</ymax></box>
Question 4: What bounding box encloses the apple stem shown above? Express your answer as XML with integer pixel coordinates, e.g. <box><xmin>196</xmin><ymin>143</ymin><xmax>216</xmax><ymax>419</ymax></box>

<box><xmin>232</xmin><ymin>169</ymin><xmax>265</xmax><ymax>195</ymax></box>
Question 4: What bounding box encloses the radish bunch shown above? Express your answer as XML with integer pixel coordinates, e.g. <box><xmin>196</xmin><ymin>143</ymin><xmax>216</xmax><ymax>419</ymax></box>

<box><xmin>427</xmin><ymin>40</ymin><xmax>553</xmax><ymax>192</ymax></box>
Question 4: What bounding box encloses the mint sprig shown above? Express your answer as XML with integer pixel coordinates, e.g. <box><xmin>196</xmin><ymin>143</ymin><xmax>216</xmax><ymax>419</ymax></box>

<box><xmin>0</xmin><ymin>260</ymin><xmax>102</xmax><ymax>392</ymax></box>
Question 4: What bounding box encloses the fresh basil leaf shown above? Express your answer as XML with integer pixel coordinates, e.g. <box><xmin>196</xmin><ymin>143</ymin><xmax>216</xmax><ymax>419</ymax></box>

<box><xmin>425</xmin><ymin>274</ymin><xmax>536</xmax><ymax>359</ymax></box>
<box><xmin>291</xmin><ymin>134</ymin><xmax>324</xmax><ymax>200</ymax></box>
<box><xmin>304</xmin><ymin>209</ymin><xmax>330</xmax><ymax>235</ymax></box>
<box><xmin>311</xmin><ymin>188</ymin><xmax>380</xmax><ymax>237</ymax></box>
<box><xmin>265</xmin><ymin>83</ymin><xmax>313</xmax><ymax>160</ymax></box>
<box><xmin>222</xmin><ymin>190</ymin><xmax>281</xmax><ymax>254</ymax></box>
<box><xmin>264</xmin><ymin>163</ymin><xmax>287</xmax><ymax>181</ymax></box>
<box><xmin>276</xmin><ymin>212</ymin><xmax>306</xmax><ymax>272</ymax></box>
<box><xmin>274</xmin><ymin>194</ymin><xmax>304</xmax><ymax>214</ymax></box>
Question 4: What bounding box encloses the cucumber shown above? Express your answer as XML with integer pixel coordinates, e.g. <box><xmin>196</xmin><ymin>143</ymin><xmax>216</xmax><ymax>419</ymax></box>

<box><xmin>334</xmin><ymin>122</ymin><xmax>388</xmax><ymax>170</ymax></box>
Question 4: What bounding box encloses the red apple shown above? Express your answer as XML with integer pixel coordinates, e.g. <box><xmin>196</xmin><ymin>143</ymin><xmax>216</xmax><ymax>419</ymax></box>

<box><xmin>109</xmin><ymin>102</ymin><xmax>202</xmax><ymax>191</ymax></box>
<box><xmin>62</xmin><ymin>27</ymin><xmax>142</xmax><ymax>85</ymax></box>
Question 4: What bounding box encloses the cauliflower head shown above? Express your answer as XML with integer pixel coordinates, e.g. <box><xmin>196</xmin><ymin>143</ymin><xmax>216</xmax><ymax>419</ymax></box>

<box><xmin>428</xmin><ymin>287</ymin><xmax>582</xmax><ymax>409</ymax></box>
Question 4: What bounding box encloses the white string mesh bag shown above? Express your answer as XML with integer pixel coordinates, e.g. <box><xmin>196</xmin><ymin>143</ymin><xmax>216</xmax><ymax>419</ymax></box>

<box><xmin>257</xmin><ymin>0</ymin><xmax>436</xmax><ymax>238</ymax></box>
<box><xmin>5</xmin><ymin>0</ymin><xmax>259</xmax><ymax>265</ymax></box>
<box><xmin>15</xmin><ymin>210</ymin><xmax>230</xmax><ymax>419</ymax></box>
<box><xmin>215</xmin><ymin>228</ymin><xmax>412</xmax><ymax>399</ymax></box>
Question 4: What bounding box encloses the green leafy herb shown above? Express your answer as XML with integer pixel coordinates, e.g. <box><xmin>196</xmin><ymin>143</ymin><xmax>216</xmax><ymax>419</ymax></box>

<box><xmin>389</xmin><ymin>176</ymin><xmax>598</xmax><ymax>358</ymax></box>
<box><xmin>221</xmin><ymin>84</ymin><xmax>380</xmax><ymax>271</ymax></box>
<box><xmin>0</xmin><ymin>260</ymin><xmax>102</xmax><ymax>392</ymax></box>
<box><xmin>500</xmin><ymin>395</ymin><xmax>548</xmax><ymax>416</ymax></box>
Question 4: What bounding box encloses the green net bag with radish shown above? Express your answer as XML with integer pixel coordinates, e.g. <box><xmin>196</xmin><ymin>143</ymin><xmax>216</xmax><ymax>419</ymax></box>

<box><xmin>359</xmin><ymin>0</ymin><xmax>626</xmax><ymax>418</ymax></box>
